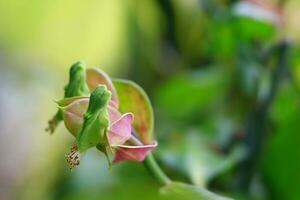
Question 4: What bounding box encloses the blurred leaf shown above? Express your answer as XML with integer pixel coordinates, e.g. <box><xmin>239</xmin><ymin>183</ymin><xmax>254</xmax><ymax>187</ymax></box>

<box><xmin>262</xmin><ymin>83</ymin><xmax>300</xmax><ymax>200</ymax></box>
<box><xmin>207</xmin><ymin>21</ymin><xmax>236</xmax><ymax>60</ymax></box>
<box><xmin>257</xmin><ymin>69</ymin><xmax>272</xmax><ymax>102</ymax></box>
<box><xmin>113</xmin><ymin>79</ymin><xmax>154</xmax><ymax>143</ymax></box>
<box><xmin>234</xmin><ymin>17</ymin><xmax>275</xmax><ymax>42</ymax></box>
<box><xmin>155</xmin><ymin>69</ymin><xmax>227</xmax><ymax>119</ymax></box>
<box><xmin>238</xmin><ymin>62</ymin><xmax>261</xmax><ymax>96</ymax></box>
<box><xmin>160</xmin><ymin>131</ymin><xmax>246</xmax><ymax>187</ymax></box>
<box><xmin>160</xmin><ymin>182</ymin><xmax>233</xmax><ymax>200</ymax></box>
<box><xmin>186</xmin><ymin>134</ymin><xmax>247</xmax><ymax>186</ymax></box>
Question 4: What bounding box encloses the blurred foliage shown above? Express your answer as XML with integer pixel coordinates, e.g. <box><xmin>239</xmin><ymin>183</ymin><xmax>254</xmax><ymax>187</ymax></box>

<box><xmin>1</xmin><ymin>0</ymin><xmax>300</xmax><ymax>200</ymax></box>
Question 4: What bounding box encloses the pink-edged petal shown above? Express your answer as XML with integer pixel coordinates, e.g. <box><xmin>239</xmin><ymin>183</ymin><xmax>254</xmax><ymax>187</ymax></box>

<box><xmin>112</xmin><ymin>141</ymin><xmax>157</xmax><ymax>164</ymax></box>
<box><xmin>63</xmin><ymin>98</ymin><xmax>89</xmax><ymax>116</ymax></box>
<box><xmin>86</xmin><ymin>68</ymin><xmax>119</xmax><ymax>108</ymax></box>
<box><xmin>109</xmin><ymin>100</ymin><xmax>119</xmax><ymax>109</ymax></box>
<box><xmin>62</xmin><ymin>98</ymin><xmax>89</xmax><ymax>136</ymax></box>
<box><xmin>57</xmin><ymin>96</ymin><xmax>89</xmax><ymax>107</ymax></box>
<box><xmin>63</xmin><ymin>112</ymin><xmax>83</xmax><ymax>136</ymax></box>
<box><xmin>108</xmin><ymin>105</ymin><xmax>122</xmax><ymax>123</ymax></box>
<box><xmin>107</xmin><ymin>113</ymin><xmax>133</xmax><ymax>145</ymax></box>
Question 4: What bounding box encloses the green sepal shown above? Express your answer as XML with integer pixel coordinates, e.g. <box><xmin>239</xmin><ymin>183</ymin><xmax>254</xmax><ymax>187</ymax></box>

<box><xmin>76</xmin><ymin>85</ymin><xmax>111</xmax><ymax>152</ymax></box>
<box><xmin>64</xmin><ymin>61</ymin><xmax>90</xmax><ymax>98</ymax></box>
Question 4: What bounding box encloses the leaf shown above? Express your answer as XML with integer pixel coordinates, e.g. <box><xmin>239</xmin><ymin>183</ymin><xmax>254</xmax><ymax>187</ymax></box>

<box><xmin>113</xmin><ymin>79</ymin><xmax>154</xmax><ymax>144</ymax></box>
<box><xmin>155</xmin><ymin>69</ymin><xmax>227</xmax><ymax>120</ymax></box>
<box><xmin>159</xmin><ymin>131</ymin><xmax>246</xmax><ymax>187</ymax></box>
<box><xmin>262</xmin><ymin>85</ymin><xmax>300</xmax><ymax>199</ymax></box>
<box><xmin>160</xmin><ymin>182</ymin><xmax>233</xmax><ymax>200</ymax></box>
<box><xmin>185</xmin><ymin>134</ymin><xmax>247</xmax><ymax>187</ymax></box>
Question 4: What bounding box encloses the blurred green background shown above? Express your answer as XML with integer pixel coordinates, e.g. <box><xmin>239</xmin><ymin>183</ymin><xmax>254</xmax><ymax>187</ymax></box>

<box><xmin>1</xmin><ymin>0</ymin><xmax>300</xmax><ymax>200</ymax></box>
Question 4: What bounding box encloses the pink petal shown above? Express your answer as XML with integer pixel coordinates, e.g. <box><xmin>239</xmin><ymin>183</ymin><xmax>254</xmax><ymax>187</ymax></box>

<box><xmin>63</xmin><ymin>98</ymin><xmax>89</xmax><ymax>116</ymax></box>
<box><xmin>57</xmin><ymin>96</ymin><xmax>89</xmax><ymax>106</ymax></box>
<box><xmin>62</xmin><ymin>98</ymin><xmax>89</xmax><ymax>135</ymax></box>
<box><xmin>62</xmin><ymin>98</ymin><xmax>126</xmax><ymax>138</ymax></box>
<box><xmin>108</xmin><ymin>113</ymin><xmax>133</xmax><ymax>145</ymax></box>
<box><xmin>112</xmin><ymin>141</ymin><xmax>157</xmax><ymax>164</ymax></box>
<box><xmin>63</xmin><ymin>112</ymin><xmax>83</xmax><ymax>136</ymax></box>
<box><xmin>86</xmin><ymin>68</ymin><xmax>119</xmax><ymax>108</ymax></box>
<box><xmin>108</xmin><ymin>105</ymin><xmax>122</xmax><ymax>123</ymax></box>
<box><xmin>63</xmin><ymin>99</ymin><xmax>119</xmax><ymax>121</ymax></box>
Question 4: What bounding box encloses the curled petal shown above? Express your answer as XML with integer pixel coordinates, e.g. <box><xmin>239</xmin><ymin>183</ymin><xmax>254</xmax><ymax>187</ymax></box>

<box><xmin>61</xmin><ymin>98</ymin><xmax>125</xmax><ymax>137</ymax></box>
<box><xmin>62</xmin><ymin>98</ymin><xmax>89</xmax><ymax>136</ymax></box>
<box><xmin>112</xmin><ymin>141</ymin><xmax>157</xmax><ymax>164</ymax></box>
<box><xmin>86</xmin><ymin>68</ymin><xmax>119</xmax><ymax>108</ymax></box>
<box><xmin>46</xmin><ymin>97</ymin><xmax>88</xmax><ymax>134</ymax></box>
<box><xmin>63</xmin><ymin>98</ymin><xmax>89</xmax><ymax>116</ymax></box>
<box><xmin>57</xmin><ymin>96</ymin><xmax>89</xmax><ymax>107</ymax></box>
<box><xmin>64</xmin><ymin>112</ymin><xmax>83</xmax><ymax>136</ymax></box>
<box><xmin>108</xmin><ymin>113</ymin><xmax>133</xmax><ymax>145</ymax></box>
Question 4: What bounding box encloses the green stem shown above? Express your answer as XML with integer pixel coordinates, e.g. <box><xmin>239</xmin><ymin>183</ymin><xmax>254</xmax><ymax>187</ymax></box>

<box><xmin>129</xmin><ymin>134</ymin><xmax>171</xmax><ymax>185</ymax></box>
<box><xmin>143</xmin><ymin>153</ymin><xmax>171</xmax><ymax>185</ymax></box>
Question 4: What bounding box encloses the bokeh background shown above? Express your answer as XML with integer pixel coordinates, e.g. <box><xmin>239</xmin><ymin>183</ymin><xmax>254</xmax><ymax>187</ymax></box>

<box><xmin>0</xmin><ymin>0</ymin><xmax>300</xmax><ymax>199</ymax></box>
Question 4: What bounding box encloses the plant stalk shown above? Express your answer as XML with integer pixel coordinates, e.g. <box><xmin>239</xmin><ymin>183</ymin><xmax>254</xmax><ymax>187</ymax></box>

<box><xmin>129</xmin><ymin>134</ymin><xmax>171</xmax><ymax>185</ymax></box>
<box><xmin>143</xmin><ymin>153</ymin><xmax>171</xmax><ymax>185</ymax></box>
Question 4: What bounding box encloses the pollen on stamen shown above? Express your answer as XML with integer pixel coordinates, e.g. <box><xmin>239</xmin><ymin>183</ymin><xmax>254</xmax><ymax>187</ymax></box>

<box><xmin>65</xmin><ymin>144</ymin><xmax>81</xmax><ymax>170</ymax></box>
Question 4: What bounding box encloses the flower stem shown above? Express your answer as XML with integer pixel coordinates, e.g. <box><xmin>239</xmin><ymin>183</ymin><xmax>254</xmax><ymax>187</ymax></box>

<box><xmin>143</xmin><ymin>153</ymin><xmax>171</xmax><ymax>185</ymax></box>
<box><xmin>129</xmin><ymin>133</ymin><xmax>171</xmax><ymax>185</ymax></box>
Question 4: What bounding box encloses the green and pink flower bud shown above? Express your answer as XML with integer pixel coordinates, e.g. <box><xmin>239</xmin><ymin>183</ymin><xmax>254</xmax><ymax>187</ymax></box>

<box><xmin>56</xmin><ymin>66</ymin><xmax>157</xmax><ymax>168</ymax></box>
<box><xmin>46</xmin><ymin>61</ymin><xmax>90</xmax><ymax>133</ymax></box>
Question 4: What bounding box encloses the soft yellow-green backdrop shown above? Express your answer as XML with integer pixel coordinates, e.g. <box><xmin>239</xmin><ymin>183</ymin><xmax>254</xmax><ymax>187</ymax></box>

<box><xmin>1</xmin><ymin>1</ymin><xmax>300</xmax><ymax>200</ymax></box>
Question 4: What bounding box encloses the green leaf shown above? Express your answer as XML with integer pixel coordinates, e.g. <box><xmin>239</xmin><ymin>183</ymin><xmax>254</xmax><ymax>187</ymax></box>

<box><xmin>76</xmin><ymin>85</ymin><xmax>110</xmax><ymax>152</ymax></box>
<box><xmin>160</xmin><ymin>182</ymin><xmax>233</xmax><ymax>200</ymax></box>
<box><xmin>155</xmin><ymin>69</ymin><xmax>227</xmax><ymax>120</ymax></box>
<box><xmin>185</xmin><ymin>134</ymin><xmax>246</xmax><ymax>187</ymax></box>
<box><xmin>262</xmin><ymin>85</ymin><xmax>300</xmax><ymax>199</ymax></box>
<box><xmin>234</xmin><ymin>17</ymin><xmax>276</xmax><ymax>42</ymax></box>
<box><xmin>113</xmin><ymin>79</ymin><xmax>154</xmax><ymax>143</ymax></box>
<box><xmin>159</xmin><ymin>132</ymin><xmax>246</xmax><ymax>187</ymax></box>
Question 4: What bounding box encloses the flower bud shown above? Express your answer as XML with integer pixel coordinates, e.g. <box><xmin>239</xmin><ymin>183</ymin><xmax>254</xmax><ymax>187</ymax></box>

<box><xmin>46</xmin><ymin>61</ymin><xmax>89</xmax><ymax>134</ymax></box>
<box><xmin>49</xmin><ymin>63</ymin><xmax>157</xmax><ymax>169</ymax></box>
